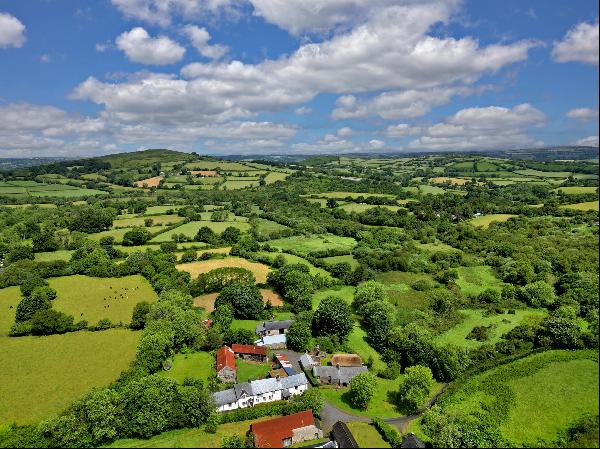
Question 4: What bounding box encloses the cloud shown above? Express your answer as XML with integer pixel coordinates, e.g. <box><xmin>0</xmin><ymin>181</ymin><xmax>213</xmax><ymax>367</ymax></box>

<box><xmin>40</xmin><ymin>54</ymin><xmax>51</xmax><ymax>63</ymax></box>
<box><xmin>552</xmin><ymin>20</ymin><xmax>599</xmax><ymax>65</ymax></box>
<box><xmin>331</xmin><ymin>87</ymin><xmax>477</xmax><ymax>120</ymax></box>
<box><xmin>183</xmin><ymin>25</ymin><xmax>228</xmax><ymax>59</ymax></box>
<box><xmin>567</xmin><ymin>108</ymin><xmax>599</xmax><ymax>122</ymax></box>
<box><xmin>0</xmin><ymin>12</ymin><xmax>26</xmax><ymax>48</ymax></box>
<box><xmin>408</xmin><ymin>103</ymin><xmax>546</xmax><ymax>150</ymax></box>
<box><xmin>575</xmin><ymin>135</ymin><xmax>599</xmax><ymax>147</ymax></box>
<box><xmin>295</xmin><ymin>106</ymin><xmax>312</xmax><ymax>115</ymax></box>
<box><xmin>337</xmin><ymin>127</ymin><xmax>355</xmax><ymax>137</ymax></box>
<box><xmin>116</xmin><ymin>27</ymin><xmax>185</xmax><ymax>65</ymax></box>
<box><xmin>368</xmin><ymin>139</ymin><xmax>385</xmax><ymax>149</ymax></box>
<box><xmin>96</xmin><ymin>40</ymin><xmax>113</xmax><ymax>52</ymax></box>
<box><xmin>384</xmin><ymin>123</ymin><xmax>420</xmax><ymax>138</ymax></box>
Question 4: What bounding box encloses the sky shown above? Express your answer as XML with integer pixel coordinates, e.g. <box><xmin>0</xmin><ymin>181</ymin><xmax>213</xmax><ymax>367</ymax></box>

<box><xmin>0</xmin><ymin>0</ymin><xmax>598</xmax><ymax>157</ymax></box>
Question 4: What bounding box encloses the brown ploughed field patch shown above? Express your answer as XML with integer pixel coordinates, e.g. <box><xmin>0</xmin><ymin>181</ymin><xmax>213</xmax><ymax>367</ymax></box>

<box><xmin>134</xmin><ymin>176</ymin><xmax>164</xmax><ymax>188</ymax></box>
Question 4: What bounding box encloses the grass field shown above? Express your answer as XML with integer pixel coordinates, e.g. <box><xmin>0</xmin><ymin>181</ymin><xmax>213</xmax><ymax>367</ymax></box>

<box><xmin>0</xmin><ymin>329</ymin><xmax>140</xmax><ymax>425</ymax></box>
<box><xmin>144</xmin><ymin>205</ymin><xmax>186</xmax><ymax>214</ymax></box>
<box><xmin>312</xmin><ymin>285</ymin><xmax>355</xmax><ymax>308</ymax></box>
<box><xmin>456</xmin><ymin>266</ymin><xmax>504</xmax><ymax>296</ymax></box>
<box><xmin>514</xmin><ymin>169</ymin><xmax>572</xmax><ymax>178</ymax></box>
<box><xmin>194</xmin><ymin>289</ymin><xmax>283</xmax><ymax>312</ymax></box>
<box><xmin>435</xmin><ymin>309</ymin><xmax>547</xmax><ymax>348</ymax></box>
<box><xmin>254</xmin><ymin>251</ymin><xmax>331</xmax><ymax>277</ymax></box>
<box><xmin>442</xmin><ymin>350</ymin><xmax>599</xmax><ymax>447</ymax></box>
<box><xmin>319</xmin><ymin>254</ymin><xmax>359</xmax><ymax>269</ymax></box>
<box><xmin>159</xmin><ymin>351</ymin><xmax>214</xmax><ymax>384</ymax></box>
<box><xmin>253</xmin><ymin>218</ymin><xmax>289</xmax><ymax>237</ymax></box>
<box><xmin>552</xmin><ymin>186</ymin><xmax>598</xmax><ymax>194</ymax></box>
<box><xmin>34</xmin><ymin>250</ymin><xmax>74</xmax><ymax>262</ymax></box>
<box><xmin>268</xmin><ymin>234</ymin><xmax>357</xmax><ymax>255</ymax></box>
<box><xmin>560</xmin><ymin>201</ymin><xmax>599</xmax><ymax>211</ymax></box>
<box><xmin>134</xmin><ymin>176</ymin><xmax>163</xmax><ymax>188</ymax></box>
<box><xmin>108</xmin><ymin>416</ymin><xmax>280</xmax><ymax>448</ymax></box>
<box><xmin>339</xmin><ymin>203</ymin><xmax>401</xmax><ymax>213</ymax></box>
<box><xmin>346</xmin><ymin>325</ymin><xmax>385</xmax><ymax>371</ymax></box>
<box><xmin>346</xmin><ymin>422</ymin><xmax>390</xmax><ymax>448</ymax></box>
<box><xmin>89</xmin><ymin>226</ymin><xmax>166</xmax><ymax>243</ymax></box>
<box><xmin>468</xmin><ymin>214</ymin><xmax>518</xmax><ymax>228</ymax></box>
<box><xmin>177</xmin><ymin>257</ymin><xmax>271</xmax><ymax>283</ymax></box>
<box><xmin>430</xmin><ymin>177</ymin><xmax>470</xmax><ymax>185</ymax></box>
<box><xmin>150</xmin><ymin>220</ymin><xmax>250</xmax><ymax>242</ymax></box>
<box><xmin>236</xmin><ymin>359</ymin><xmax>270</xmax><ymax>383</ymax></box>
<box><xmin>0</xmin><ymin>286</ymin><xmax>21</xmax><ymax>336</ymax></box>
<box><xmin>311</xmin><ymin>192</ymin><xmax>396</xmax><ymax>200</ymax></box>
<box><xmin>112</xmin><ymin>214</ymin><xmax>184</xmax><ymax>228</ymax></box>
<box><xmin>49</xmin><ymin>275</ymin><xmax>158</xmax><ymax>325</ymax></box>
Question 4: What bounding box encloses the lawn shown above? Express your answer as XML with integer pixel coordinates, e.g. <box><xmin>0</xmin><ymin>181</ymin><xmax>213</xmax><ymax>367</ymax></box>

<box><xmin>468</xmin><ymin>214</ymin><xmax>518</xmax><ymax>228</ymax></box>
<box><xmin>150</xmin><ymin>220</ymin><xmax>250</xmax><ymax>242</ymax></box>
<box><xmin>346</xmin><ymin>422</ymin><xmax>390</xmax><ymax>448</ymax></box>
<box><xmin>236</xmin><ymin>359</ymin><xmax>270</xmax><ymax>383</ymax></box>
<box><xmin>346</xmin><ymin>325</ymin><xmax>385</xmax><ymax>371</ymax></box>
<box><xmin>0</xmin><ymin>286</ymin><xmax>21</xmax><ymax>336</ymax></box>
<box><xmin>34</xmin><ymin>250</ymin><xmax>74</xmax><ymax>262</ymax></box>
<box><xmin>268</xmin><ymin>234</ymin><xmax>357</xmax><ymax>256</ymax></box>
<box><xmin>442</xmin><ymin>350</ymin><xmax>599</xmax><ymax>447</ymax></box>
<box><xmin>456</xmin><ymin>265</ymin><xmax>504</xmax><ymax>296</ymax></box>
<box><xmin>0</xmin><ymin>329</ymin><xmax>140</xmax><ymax>425</ymax></box>
<box><xmin>107</xmin><ymin>417</ymin><xmax>278</xmax><ymax>448</ymax></box>
<box><xmin>312</xmin><ymin>285</ymin><xmax>355</xmax><ymax>308</ymax></box>
<box><xmin>560</xmin><ymin>201</ymin><xmax>599</xmax><ymax>211</ymax></box>
<box><xmin>177</xmin><ymin>257</ymin><xmax>272</xmax><ymax>283</ymax></box>
<box><xmin>159</xmin><ymin>351</ymin><xmax>214</xmax><ymax>384</ymax></box>
<box><xmin>49</xmin><ymin>275</ymin><xmax>159</xmax><ymax>325</ymax></box>
<box><xmin>435</xmin><ymin>309</ymin><xmax>547</xmax><ymax>349</ymax></box>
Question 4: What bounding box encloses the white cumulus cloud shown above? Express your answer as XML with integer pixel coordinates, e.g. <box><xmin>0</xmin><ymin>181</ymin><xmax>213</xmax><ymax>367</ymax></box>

<box><xmin>0</xmin><ymin>12</ymin><xmax>26</xmax><ymax>48</ymax></box>
<box><xmin>183</xmin><ymin>25</ymin><xmax>228</xmax><ymax>59</ymax></box>
<box><xmin>552</xmin><ymin>20</ymin><xmax>599</xmax><ymax>65</ymax></box>
<box><xmin>575</xmin><ymin>135</ymin><xmax>599</xmax><ymax>147</ymax></box>
<box><xmin>116</xmin><ymin>27</ymin><xmax>185</xmax><ymax>65</ymax></box>
<box><xmin>567</xmin><ymin>108</ymin><xmax>599</xmax><ymax>122</ymax></box>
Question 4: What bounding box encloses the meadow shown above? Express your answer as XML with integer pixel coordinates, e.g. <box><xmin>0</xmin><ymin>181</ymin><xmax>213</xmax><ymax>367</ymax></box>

<box><xmin>0</xmin><ymin>286</ymin><xmax>21</xmax><ymax>336</ymax></box>
<box><xmin>267</xmin><ymin>234</ymin><xmax>357</xmax><ymax>255</ymax></box>
<box><xmin>112</xmin><ymin>214</ymin><xmax>184</xmax><ymax>228</ymax></box>
<box><xmin>468</xmin><ymin>214</ymin><xmax>518</xmax><ymax>228</ymax></box>
<box><xmin>89</xmin><ymin>226</ymin><xmax>166</xmax><ymax>243</ymax></box>
<box><xmin>159</xmin><ymin>351</ymin><xmax>214</xmax><ymax>384</ymax></box>
<box><xmin>254</xmin><ymin>251</ymin><xmax>331</xmax><ymax>277</ymax></box>
<box><xmin>560</xmin><ymin>201</ymin><xmax>599</xmax><ymax>211</ymax></box>
<box><xmin>0</xmin><ymin>329</ymin><xmax>140</xmax><ymax>425</ymax></box>
<box><xmin>456</xmin><ymin>265</ymin><xmax>505</xmax><ymax>296</ymax></box>
<box><xmin>49</xmin><ymin>275</ymin><xmax>158</xmax><ymax>325</ymax></box>
<box><xmin>552</xmin><ymin>186</ymin><xmax>598</xmax><ymax>194</ymax></box>
<box><xmin>177</xmin><ymin>257</ymin><xmax>272</xmax><ymax>283</ymax></box>
<box><xmin>150</xmin><ymin>220</ymin><xmax>250</xmax><ymax>242</ymax></box>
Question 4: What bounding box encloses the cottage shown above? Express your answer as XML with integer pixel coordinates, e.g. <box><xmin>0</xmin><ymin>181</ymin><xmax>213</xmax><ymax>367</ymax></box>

<box><xmin>213</xmin><ymin>373</ymin><xmax>308</xmax><ymax>412</ymax></box>
<box><xmin>216</xmin><ymin>346</ymin><xmax>236</xmax><ymax>383</ymax></box>
<box><xmin>313</xmin><ymin>365</ymin><xmax>367</xmax><ymax>386</ymax></box>
<box><xmin>255</xmin><ymin>333</ymin><xmax>287</xmax><ymax>349</ymax></box>
<box><xmin>331</xmin><ymin>421</ymin><xmax>359</xmax><ymax>448</ymax></box>
<box><xmin>256</xmin><ymin>319</ymin><xmax>293</xmax><ymax>337</ymax></box>
<box><xmin>330</xmin><ymin>354</ymin><xmax>362</xmax><ymax>367</ymax></box>
<box><xmin>299</xmin><ymin>353</ymin><xmax>319</xmax><ymax>371</ymax></box>
<box><xmin>232</xmin><ymin>344</ymin><xmax>267</xmax><ymax>362</ymax></box>
<box><xmin>251</xmin><ymin>410</ymin><xmax>322</xmax><ymax>448</ymax></box>
<box><xmin>274</xmin><ymin>353</ymin><xmax>296</xmax><ymax>376</ymax></box>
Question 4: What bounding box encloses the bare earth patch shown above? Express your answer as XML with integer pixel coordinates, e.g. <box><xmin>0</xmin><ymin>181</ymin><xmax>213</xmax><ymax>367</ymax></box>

<box><xmin>134</xmin><ymin>176</ymin><xmax>164</xmax><ymax>188</ymax></box>
<box><xmin>191</xmin><ymin>170</ymin><xmax>219</xmax><ymax>177</ymax></box>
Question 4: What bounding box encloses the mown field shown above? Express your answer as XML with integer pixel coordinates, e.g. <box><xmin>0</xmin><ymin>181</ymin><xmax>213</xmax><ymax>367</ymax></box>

<box><xmin>0</xmin><ymin>329</ymin><xmax>140</xmax><ymax>425</ymax></box>
<box><xmin>268</xmin><ymin>234</ymin><xmax>357</xmax><ymax>255</ymax></box>
<box><xmin>177</xmin><ymin>257</ymin><xmax>272</xmax><ymax>283</ymax></box>
<box><xmin>440</xmin><ymin>350</ymin><xmax>599</xmax><ymax>447</ymax></box>
<box><xmin>560</xmin><ymin>201</ymin><xmax>599</xmax><ymax>211</ymax></box>
<box><xmin>159</xmin><ymin>351</ymin><xmax>214</xmax><ymax>384</ymax></box>
<box><xmin>49</xmin><ymin>275</ymin><xmax>158</xmax><ymax>325</ymax></box>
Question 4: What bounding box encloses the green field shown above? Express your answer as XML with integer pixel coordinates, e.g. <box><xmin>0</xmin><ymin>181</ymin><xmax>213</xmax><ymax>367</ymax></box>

<box><xmin>34</xmin><ymin>250</ymin><xmax>74</xmax><ymax>262</ymax></box>
<box><xmin>339</xmin><ymin>203</ymin><xmax>401</xmax><ymax>213</ymax></box>
<box><xmin>255</xmin><ymin>251</ymin><xmax>331</xmax><ymax>277</ymax></box>
<box><xmin>514</xmin><ymin>169</ymin><xmax>572</xmax><ymax>178</ymax></box>
<box><xmin>49</xmin><ymin>275</ymin><xmax>158</xmax><ymax>325</ymax></box>
<box><xmin>319</xmin><ymin>254</ymin><xmax>359</xmax><ymax>269</ymax></box>
<box><xmin>456</xmin><ymin>265</ymin><xmax>504</xmax><ymax>296</ymax></box>
<box><xmin>0</xmin><ymin>329</ymin><xmax>140</xmax><ymax>425</ymax></box>
<box><xmin>468</xmin><ymin>214</ymin><xmax>518</xmax><ymax>228</ymax></box>
<box><xmin>88</xmin><ymin>226</ymin><xmax>166</xmax><ymax>243</ymax></box>
<box><xmin>159</xmin><ymin>351</ymin><xmax>214</xmax><ymax>384</ymax></box>
<box><xmin>150</xmin><ymin>220</ymin><xmax>250</xmax><ymax>242</ymax></box>
<box><xmin>112</xmin><ymin>214</ymin><xmax>184</xmax><ymax>228</ymax></box>
<box><xmin>312</xmin><ymin>285</ymin><xmax>355</xmax><ymax>308</ymax></box>
<box><xmin>552</xmin><ymin>186</ymin><xmax>598</xmax><ymax>194</ymax></box>
<box><xmin>268</xmin><ymin>234</ymin><xmax>357</xmax><ymax>255</ymax></box>
<box><xmin>236</xmin><ymin>359</ymin><xmax>270</xmax><ymax>383</ymax></box>
<box><xmin>310</xmin><ymin>192</ymin><xmax>396</xmax><ymax>200</ymax></box>
<box><xmin>560</xmin><ymin>201</ymin><xmax>599</xmax><ymax>211</ymax></box>
<box><xmin>346</xmin><ymin>325</ymin><xmax>385</xmax><ymax>371</ymax></box>
<box><xmin>0</xmin><ymin>286</ymin><xmax>21</xmax><ymax>336</ymax></box>
<box><xmin>435</xmin><ymin>309</ymin><xmax>547</xmax><ymax>348</ymax></box>
<box><xmin>441</xmin><ymin>350</ymin><xmax>599</xmax><ymax>447</ymax></box>
<box><xmin>253</xmin><ymin>218</ymin><xmax>289</xmax><ymax>237</ymax></box>
<box><xmin>346</xmin><ymin>422</ymin><xmax>390</xmax><ymax>448</ymax></box>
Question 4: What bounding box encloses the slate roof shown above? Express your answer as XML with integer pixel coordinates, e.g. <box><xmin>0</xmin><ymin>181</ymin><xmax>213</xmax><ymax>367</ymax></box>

<box><xmin>251</xmin><ymin>410</ymin><xmax>315</xmax><ymax>448</ymax></box>
<box><xmin>213</xmin><ymin>389</ymin><xmax>237</xmax><ymax>407</ymax></box>
<box><xmin>401</xmin><ymin>433</ymin><xmax>427</xmax><ymax>448</ymax></box>
<box><xmin>313</xmin><ymin>365</ymin><xmax>367</xmax><ymax>384</ymax></box>
<box><xmin>299</xmin><ymin>354</ymin><xmax>317</xmax><ymax>370</ymax></box>
<box><xmin>256</xmin><ymin>319</ymin><xmax>294</xmax><ymax>334</ymax></box>
<box><xmin>212</xmin><ymin>373</ymin><xmax>308</xmax><ymax>406</ymax></box>
<box><xmin>255</xmin><ymin>334</ymin><xmax>287</xmax><ymax>346</ymax></box>
<box><xmin>331</xmin><ymin>421</ymin><xmax>359</xmax><ymax>448</ymax></box>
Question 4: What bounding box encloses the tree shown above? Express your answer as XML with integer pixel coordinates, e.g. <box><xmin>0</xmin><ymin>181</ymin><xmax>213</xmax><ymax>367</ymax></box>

<box><xmin>5</xmin><ymin>245</ymin><xmax>34</xmax><ymax>264</ymax></box>
<box><xmin>286</xmin><ymin>312</ymin><xmax>313</xmax><ymax>351</ymax></box>
<box><xmin>213</xmin><ymin>303</ymin><xmax>234</xmax><ymax>330</ymax></box>
<box><xmin>20</xmin><ymin>277</ymin><xmax>49</xmax><ymax>297</ymax></box>
<box><xmin>215</xmin><ymin>283</ymin><xmax>264</xmax><ymax>319</ymax></box>
<box><xmin>520</xmin><ymin>281</ymin><xmax>555</xmax><ymax>308</ymax></box>
<box><xmin>397</xmin><ymin>365</ymin><xmax>434</xmax><ymax>413</ymax></box>
<box><xmin>32</xmin><ymin>228</ymin><xmax>59</xmax><ymax>252</ymax></box>
<box><xmin>349</xmin><ymin>371</ymin><xmax>377</xmax><ymax>410</ymax></box>
<box><xmin>312</xmin><ymin>296</ymin><xmax>353</xmax><ymax>341</ymax></box>
<box><xmin>362</xmin><ymin>300</ymin><xmax>395</xmax><ymax>349</ymax></box>
<box><xmin>131</xmin><ymin>301</ymin><xmax>151</xmax><ymax>330</ymax></box>
<box><xmin>195</xmin><ymin>226</ymin><xmax>218</xmax><ymax>244</ymax></box>
<box><xmin>210</xmin><ymin>210</ymin><xmax>229</xmax><ymax>222</ymax></box>
<box><xmin>180</xmin><ymin>249</ymin><xmax>197</xmax><ymax>263</ymax></box>
<box><xmin>536</xmin><ymin>316</ymin><xmax>583</xmax><ymax>349</ymax></box>
<box><xmin>326</xmin><ymin>198</ymin><xmax>338</xmax><ymax>208</ymax></box>
<box><xmin>123</xmin><ymin>228</ymin><xmax>152</xmax><ymax>246</ymax></box>
<box><xmin>30</xmin><ymin>309</ymin><xmax>74</xmax><ymax>335</ymax></box>
<box><xmin>272</xmin><ymin>254</ymin><xmax>287</xmax><ymax>268</ymax></box>
<box><xmin>353</xmin><ymin>280</ymin><xmax>387</xmax><ymax>311</ymax></box>
<box><xmin>290</xmin><ymin>388</ymin><xmax>324</xmax><ymax>416</ymax></box>
<box><xmin>191</xmin><ymin>267</ymin><xmax>256</xmax><ymax>295</ymax></box>
<box><xmin>15</xmin><ymin>293</ymin><xmax>52</xmax><ymax>323</ymax></box>
<box><xmin>160</xmin><ymin>242</ymin><xmax>178</xmax><ymax>253</ymax></box>
<box><xmin>221</xmin><ymin>226</ymin><xmax>242</xmax><ymax>245</ymax></box>
<box><xmin>329</xmin><ymin>262</ymin><xmax>351</xmax><ymax>280</ymax></box>
<box><xmin>68</xmin><ymin>205</ymin><xmax>116</xmax><ymax>234</ymax></box>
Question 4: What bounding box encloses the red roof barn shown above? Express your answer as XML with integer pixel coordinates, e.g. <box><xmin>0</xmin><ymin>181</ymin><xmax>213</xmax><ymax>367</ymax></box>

<box><xmin>216</xmin><ymin>346</ymin><xmax>236</xmax><ymax>383</ymax></box>
<box><xmin>251</xmin><ymin>410</ymin><xmax>322</xmax><ymax>448</ymax></box>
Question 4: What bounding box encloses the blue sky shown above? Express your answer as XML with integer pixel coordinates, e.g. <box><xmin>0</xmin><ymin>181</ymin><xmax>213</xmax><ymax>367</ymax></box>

<box><xmin>0</xmin><ymin>0</ymin><xmax>598</xmax><ymax>157</ymax></box>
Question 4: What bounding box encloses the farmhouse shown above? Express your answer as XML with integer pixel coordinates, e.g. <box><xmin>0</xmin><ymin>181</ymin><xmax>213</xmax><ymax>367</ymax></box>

<box><xmin>256</xmin><ymin>319</ymin><xmax>293</xmax><ymax>336</ymax></box>
<box><xmin>232</xmin><ymin>344</ymin><xmax>267</xmax><ymax>362</ymax></box>
<box><xmin>299</xmin><ymin>353</ymin><xmax>319</xmax><ymax>371</ymax></box>
<box><xmin>330</xmin><ymin>354</ymin><xmax>362</xmax><ymax>367</ymax></box>
<box><xmin>313</xmin><ymin>365</ymin><xmax>368</xmax><ymax>386</ymax></box>
<box><xmin>255</xmin><ymin>334</ymin><xmax>287</xmax><ymax>349</ymax></box>
<box><xmin>251</xmin><ymin>410</ymin><xmax>322</xmax><ymax>448</ymax></box>
<box><xmin>216</xmin><ymin>346</ymin><xmax>236</xmax><ymax>383</ymax></box>
<box><xmin>213</xmin><ymin>373</ymin><xmax>308</xmax><ymax>413</ymax></box>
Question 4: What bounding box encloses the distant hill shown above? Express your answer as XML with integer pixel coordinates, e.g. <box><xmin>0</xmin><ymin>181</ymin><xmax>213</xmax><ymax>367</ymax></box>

<box><xmin>94</xmin><ymin>149</ymin><xmax>195</xmax><ymax>169</ymax></box>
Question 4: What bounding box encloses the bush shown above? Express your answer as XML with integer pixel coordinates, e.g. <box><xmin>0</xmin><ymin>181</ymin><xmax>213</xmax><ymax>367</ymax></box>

<box><xmin>15</xmin><ymin>293</ymin><xmax>51</xmax><ymax>323</ymax></box>
<box><xmin>180</xmin><ymin>249</ymin><xmax>197</xmax><ymax>263</ymax></box>
<box><xmin>20</xmin><ymin>277</ymin><xmax>48</xmax><ymax>297</ymax></box>
<box><xmin>349</xmin><ymin>372</ymin><xmax>377</xmax><ymax>410</ymax></box>
<box><xmin>372</xmin><ymin>418</ymin><xmax>402</xmax><ymax>448</ymax></box>
<box><xmin>131</xmin><ymin>301</ymin><xmax>152</xmax><ymax>330</ymax></box>
<box><xmin>286</xmin><ymin>312</ymin><xmax>313</xmax><ymax>351</ymax></box>
<box><xmin>353</xmin><ymin>280</ymin><xmax>387</xmax><ymax>311</ymax></box>
<box><xmin>159</xmin><ymin>242</ymin><xmax>178</xmax><ymax>253</ymax></box>
<box><xmin>30</xmin><ymin>309</ymin><xmax>74</xmax><ymax>335</ymax></box>
<box><xmin>397</xmin><ymin>365</ymin><xmax>435</xmax><ymax>413</ymax></box>
<box><xmin>122</xmin><ymin>228</ymin><xmax>152</xmax><ymax>246</ymax></box>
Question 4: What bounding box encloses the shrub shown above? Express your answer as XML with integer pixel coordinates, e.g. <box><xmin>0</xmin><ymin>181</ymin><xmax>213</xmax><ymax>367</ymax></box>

<box><xmin>15</xmin><ymin>293</ymin><xmax>51</xmax><ymax>323</ymax></box>
<box><xmin>191</xmin><ymin>267</ymin><xmax>255</xmax><ymax>295</ymax></box>
<box><xmin>372</xmin><ymin>418</ymin><xmax>402</xmax><ymax>448</ymax></box>
<box><xmin>131</xmin><ymin>301</ymin><xmax>152</xmax><ymax>330</ymax></box>
<box><xmin>122</xmin><ymin>228</ymin><xmax>152</xmax><ymax>246</ymax></box>
<box><xmin>397</xmin><ymin>365</ymin><xmax>435</xmax><ymax>413</ymax></box>
<box><xmin>180</xmin><ymin>249</ymin><xmax>197</xmax><ymax>263</ymax></box>
<box><xmin>30</xmin><ymin>309</ymin><xmax>74</xmax><ymax>335</ymax></box>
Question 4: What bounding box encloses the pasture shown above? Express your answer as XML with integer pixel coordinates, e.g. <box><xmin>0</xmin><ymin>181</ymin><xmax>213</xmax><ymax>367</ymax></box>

<box><xmin>319</xmin><ymin>254</ymin><xmax>359</xmax><ymax>269</ymax></box>
<box><xmin>435</xmin><ymin>309</ymin><xmax>547</xmax><ymax>348</ymax></box>
<box><xmin>560</xmin><ymin>201</ymin><xmax>599</xmax><ymax>211</ymax></box>
<box><xmin>112</xmin><ymin>214</ymin><xmax>184</xmax><ymax>228</ymax></box>
<box><xmin>150</xmin><ymin>220</ymin><xmax>250</xmax><ymax>242</ymax></box>
<box><xmin>468</xmin><ymin>214</ymin><xmax>517</xmax><ymax>228</ymax></box>
<box><xmin>49</xmin><ymin>275</ymin><xmax>158</xmax><ymax>325</ymax></box>
<box><xmin>339</xmin><ymin>203</ymin><xmax>401</xmax><ymax>213</ymax></box>
<box><xmin>552</xmin><ymin>186</ymin><xmax>598</xmax><ymax>194</ymax></box>
<box><xmin>441</xmin><ymin>350</ymin><xmax>599</xmax><ymax>447</ymax></box>
<box><xmin>177</xmin><ymin>257</ymin><xmax>271</xmax><ymax>283</ymax></box>
<box><xmin>34</xmin><ymin>250</ymin><xmax>74</xmax><ymax>262</ymax></box>
<box><xmin>0</xmin><ymin>286</ymin><xmax>21</xmax><ymax>336</ymax></box>
<box><xmin>88</xmin><ymin>226</ymin><xmax>166</xmax><ymax>243</ymax></box>
<box><xmin>159</xmin><ymin>351</ymin><xmax>214</xmax><ymax>384</ymax></box>
<box><xmin>0</xmin><ymin>329</ymin><xmax>140</xmax><ymax>425</ymax></box>
<box><xmin>456</xmin><ymin>265</ymin><xmax>504</xmax><ymax>296</ymax></box>
<box><xmin>268</xmin><ymin>234</ymin><xmax>357</xmax><ymax>255</ymax></box>
<box><xmin>254</xmin><ymin>251</ymin><xmax>332</xmax><ymax>277</ymax></box>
